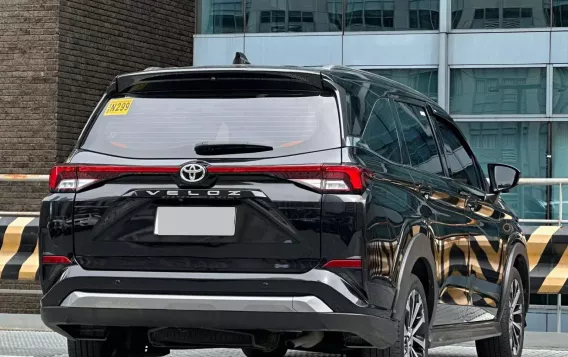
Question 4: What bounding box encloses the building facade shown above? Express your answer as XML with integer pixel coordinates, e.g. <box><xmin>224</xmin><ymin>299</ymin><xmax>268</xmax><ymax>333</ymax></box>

<box><xmin>194</xmin><ymin>0</ymin><xmax>568</xmax><ymax>331</ymax></box>
<box><xmin>0</xmin><ymin>0</ymin><xmax>196</xmax><ymax>212</ymax></box>
<box><xmin>194</xmin><ymin>0</ymin><xmax>568</xmax><ymax>223</ymax></box>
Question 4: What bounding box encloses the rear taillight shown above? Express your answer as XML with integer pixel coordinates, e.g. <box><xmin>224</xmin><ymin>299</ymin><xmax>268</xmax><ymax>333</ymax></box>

<box><xmin>49</xmin><ymin>165</ymin><xmax>179</xmax><ymax>192</ymax></box>
<box><xmin>209</xmin><ymin>165</ymin><xmax>370</xmax><ymax>193</ymax></box>
<box><xmin>49</xmin><ymin>164</ymin><xmax>370</xmax><ymax>193</ymax></box>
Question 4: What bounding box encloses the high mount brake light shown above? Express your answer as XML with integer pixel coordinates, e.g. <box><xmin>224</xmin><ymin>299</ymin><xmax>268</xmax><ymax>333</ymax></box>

<box><xmin>49</xmin><ymin>164</ymin><xmax>370</xmax><ymax>193</ymax></box>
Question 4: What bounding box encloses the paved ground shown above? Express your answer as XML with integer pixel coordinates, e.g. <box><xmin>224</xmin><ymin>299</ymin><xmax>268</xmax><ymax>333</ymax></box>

<box><xmin>0</xmin><ymin>330</ymin><xmax>567</xmax><ymax>357</ymax></box>
<box><xmin>1</xmin><ymin>315</ymin><xmax>567</xmax><ymax>357</ymax></box>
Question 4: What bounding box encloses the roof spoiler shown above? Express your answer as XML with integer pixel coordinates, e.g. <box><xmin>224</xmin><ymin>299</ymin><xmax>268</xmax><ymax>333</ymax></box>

<box><xmin>233</xmin><ymin>52</ymin><xmax>250</xmax><ymax>65</ymax></box>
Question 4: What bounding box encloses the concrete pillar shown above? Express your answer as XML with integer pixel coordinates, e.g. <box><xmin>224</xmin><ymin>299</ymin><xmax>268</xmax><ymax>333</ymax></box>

<box><xmin>438</xmin><ymin>0</ymin><xmax>450</xmax><ymax>110</ymax></box>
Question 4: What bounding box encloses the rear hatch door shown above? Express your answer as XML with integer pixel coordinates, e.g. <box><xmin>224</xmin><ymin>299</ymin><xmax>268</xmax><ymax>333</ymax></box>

<box><xmin>62</xmin><ymin>71</ymin><xmax>345</xmax><ymax>273</ymax></box>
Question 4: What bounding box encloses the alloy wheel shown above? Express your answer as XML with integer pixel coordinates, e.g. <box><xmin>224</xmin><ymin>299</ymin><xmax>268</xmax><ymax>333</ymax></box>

<box><xmin>509</xmin><ymin>279</ymin><xmax>523</xmax><ymax>356</ymax></box>
<box><xmin>404</xmin><ymin>290</ymin><xmax>427</xmax><ymax>357</ymax></box>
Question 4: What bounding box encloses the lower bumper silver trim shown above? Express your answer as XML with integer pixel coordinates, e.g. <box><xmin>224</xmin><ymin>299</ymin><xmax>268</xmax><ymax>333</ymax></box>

<box><xmin>60</xmin><ymin>292</ymin><xmax>333</xmax><ymax>313</ymax></box>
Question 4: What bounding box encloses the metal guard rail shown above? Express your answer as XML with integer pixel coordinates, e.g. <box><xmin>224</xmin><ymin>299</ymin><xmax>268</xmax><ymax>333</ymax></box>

<box><xmin>0</xmin><ymin>175</ymin><xmax>561</xmax><ymax>218</ymax></box>
<box><xmin>0</xmin><ymin>174</ymin><xmax>567</xmax><ymax>288</ymax></box>
<box><xmin>0</xmin><ymin>174</ymin><xmax>566</xmax><ymax>288</ymax></box>
<box><xmin>1</xmin><ymin>174</ymin><xmax>568</xmax><ymax>331</ymax></box>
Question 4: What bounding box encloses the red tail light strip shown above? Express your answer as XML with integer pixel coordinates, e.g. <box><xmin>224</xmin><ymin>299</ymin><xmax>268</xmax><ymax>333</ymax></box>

<box><xmin>42</xmin><ymin>256</ymin><xmax>73</xmax><ymax>265</ymax></box>
<box><xmin>209</xmin><ymin>165</ymin><xmax>369</xmax><ymax>192</ymax></box>
<box><xmin>49</xmin><ymin>164</ymin><xmax>369</xmax><ymax>193</ymax></box>
<box><xmin>49</xmin><ymin>165</ymin><xmax>179</xmax><ymax>192</ymax></box>
<box><xmin>322</xmin><ymin>259</ymin><xmax>362</xmax><ymax>269</ymax></box>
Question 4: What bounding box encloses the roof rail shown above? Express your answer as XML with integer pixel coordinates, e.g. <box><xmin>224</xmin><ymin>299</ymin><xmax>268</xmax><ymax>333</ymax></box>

<box><xmin>143</xmin><ymin>67</ymin><xmax>162</xmax><ymax>71</ymax></box>
<box><xmin>232</xmin><ymin>52</ymin><xmax>250</xmax><ymax>65</ymax></box>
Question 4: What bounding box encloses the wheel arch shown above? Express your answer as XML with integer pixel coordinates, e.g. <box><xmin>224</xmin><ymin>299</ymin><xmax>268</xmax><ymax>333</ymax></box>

<box><xmin>393</xmin><ymin>228</ymin><xmax>439</xmax><ymax>327</ymax></box>
<box><xmin>498</xmin><ymin>238</ymin><xmax>529</xmax><ymax>320</ymax></box>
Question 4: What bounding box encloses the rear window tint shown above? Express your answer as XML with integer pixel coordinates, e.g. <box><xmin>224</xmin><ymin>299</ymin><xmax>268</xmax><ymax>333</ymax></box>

<box><xmin>81</xmin><ymin>94</ymin><xmax>341</xmax><ymax>159</ymax></box>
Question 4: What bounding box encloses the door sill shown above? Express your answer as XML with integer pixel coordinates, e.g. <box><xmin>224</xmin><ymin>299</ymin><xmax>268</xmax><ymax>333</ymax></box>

<box><xmin>430</xmin><ymin>321</ymin><xmax>501</xmax><ymax>348</ymax></box>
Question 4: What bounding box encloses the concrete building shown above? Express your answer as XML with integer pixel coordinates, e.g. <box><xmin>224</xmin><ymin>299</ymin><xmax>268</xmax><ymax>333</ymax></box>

<box><xmin>0</xmin><ymin>0</ymin><xmax>196</xmax><ymax>212</ymax></box>
<box><xmin>194</xmin><ymin>0</ymin><xmax>568</xmax><ymax>331</ymax></box>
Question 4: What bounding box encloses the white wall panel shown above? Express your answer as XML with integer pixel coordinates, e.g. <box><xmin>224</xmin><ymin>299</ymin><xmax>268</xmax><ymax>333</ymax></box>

<box><xmin>193</xmin><ymin>35</ymin><xmax>245</xmax><ymax>66</ymax></box>
<box><xmin>343</xmin><ymin>33</ymin><xmax>439</xmax><ymax>66</ymax></box>
<box><xmin>243</xmin><ymin>34</ymin><xmax>342</xmax><ymax>66</ymax></box>
<box><xmin>551</xmin><ymin>31</ymin><xmax>568</xmax><ymax>64</ymax></box>
<box><xmin>449</xmin><ymin>32</ymin><xmax>550</xmax><ymax>65</ymax></box>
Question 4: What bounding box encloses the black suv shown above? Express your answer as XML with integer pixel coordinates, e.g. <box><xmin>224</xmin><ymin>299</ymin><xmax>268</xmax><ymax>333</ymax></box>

<box><xmin>40</xmin><ymin>57</ymin><xmax>529</xmax><ymax>357</ymax></box>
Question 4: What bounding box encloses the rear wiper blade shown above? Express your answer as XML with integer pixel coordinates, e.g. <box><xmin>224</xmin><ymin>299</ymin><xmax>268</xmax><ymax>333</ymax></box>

<box><xmin>194</xmin><ymin>142</ymin><xmax>274</xmax><ymax>156</ymax></box>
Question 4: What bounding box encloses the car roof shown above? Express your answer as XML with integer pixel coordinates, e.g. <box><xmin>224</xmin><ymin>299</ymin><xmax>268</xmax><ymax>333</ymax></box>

<box><xmin>110</xmin><ymin>64</ymin><xmax>447</xmax><ymax>117</ymax></box>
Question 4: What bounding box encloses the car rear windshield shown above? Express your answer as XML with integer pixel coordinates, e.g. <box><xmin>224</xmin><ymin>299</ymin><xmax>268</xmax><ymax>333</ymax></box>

<box><xmin>81</xmin><ymin>93</ymin><xmax>341</xmax><ymax>159</ymax></box>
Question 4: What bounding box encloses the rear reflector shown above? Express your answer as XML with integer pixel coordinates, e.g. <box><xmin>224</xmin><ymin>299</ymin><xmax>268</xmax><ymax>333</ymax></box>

<box><xmin>322</xmin><ymin>259</ymin><xmax>362</xmax><ymax>269</ymax></box>
<box><xmin>49</xmin><ymin>164</ymin><xmax>370</xmax><ymax>193</ymax></box>
<box><xmin>42</xmin><ymin>256</ymin><xmax>73</xmax><ymax>265</ymax></box>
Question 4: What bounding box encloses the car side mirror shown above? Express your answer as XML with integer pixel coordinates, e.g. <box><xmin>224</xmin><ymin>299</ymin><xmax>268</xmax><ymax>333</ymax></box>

<box><xmin>488</xmin><ymin>163</ymin><xmax>521</xmax><ymax>194</ymax></box>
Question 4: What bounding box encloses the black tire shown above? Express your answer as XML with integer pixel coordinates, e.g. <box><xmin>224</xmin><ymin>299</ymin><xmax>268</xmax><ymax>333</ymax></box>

<box><xmin>476</xmin><ymin>267</ymin><xmax>525</xmax><ymax>357</ymax></box>
<box><xmin>348</xmin><ymin>274</ymin><xmax>429</xmax><ymax>357</ymax></box>
<box><xmin>242</xmin><ymin>346</ymin><xmax>288</xmax><ymax>357</ymax></box>
<box><xmin>68</xmin><ymin>340</ymin><xmax>110</xmax><ymax>357</ymax></box>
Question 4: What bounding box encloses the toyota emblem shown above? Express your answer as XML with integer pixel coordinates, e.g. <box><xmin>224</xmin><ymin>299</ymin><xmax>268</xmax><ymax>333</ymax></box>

<box><xmin>180</xmin><ymin>163</ymin><xmax>207</xmax><ymax>183</ymax></box>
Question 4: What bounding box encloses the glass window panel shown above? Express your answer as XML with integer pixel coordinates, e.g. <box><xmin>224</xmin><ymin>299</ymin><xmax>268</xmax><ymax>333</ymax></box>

<box><xmin>198</xmin><ymin>0</ymin><xmax>244</xmax><ymax>34</ymax></box>
<box><xmin>345</xmin><ymin>0</ymin><xmax>439</xmax><ymax>31</ymax></box>
<box><xmin>451</xmin><ymin>0</ymin><xmax>551</xmax><ymax>29</ymax></box>
<box><xmin>553</xmin><ymin>67</ymin><xmax>568</xmax><ymax>114</ymax></box>
<box><xmin>361</xmin><ymin>98</ymin><xmax>403</xmax><ymax>163</ymax></box>
<box><xmin>450</xmin><ymin>68</ymin><xmax>546</xmax><ymax>115</ymax></box>
<box><xmin>396</xmin><ymin>102</ymin><xmax>443</xmax><ymax>174</ymax></box>
<box><xmin>458</xmin><ymin>122</ymin><xmax>548</xmax><ymax>220</ymax></box>
<box><xmin>289</xmin><ymin>11</ymin><xmax>302</xmax><ymax>22</ymax></box>
<box><xmin>435</xmin><ymin>118</ymin><xmax>483</xmax><ymax>188</ymax></box>
<box><xmin>530</xmin><ymin>293</ymin><xmax>558</xmax><ymax>306</ymax></box>
<box><xmin>245</xmin><ymin>0</ymin><xmax>342</xmax><ymax>33</ymax></box>
<box><xmin>364</xmin><ymin>69</ymin><xmax>438</xmax><ymax>101</ymax></box>
<box><xmin>551</xmin><ymin>122</ymin><xmax>568</xmax><ymax>221</ymax></box>
<box><xmin>553</xmin><ymin>0</ymin><xmax>568</xmax><ymax>27</ymax></box>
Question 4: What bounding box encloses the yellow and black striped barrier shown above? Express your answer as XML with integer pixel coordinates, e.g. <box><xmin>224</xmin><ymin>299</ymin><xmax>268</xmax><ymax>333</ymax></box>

<box><xmin>0</xmin><ymin>217</ymin><xmax>40</xmax><ymax>281</ymax></box>
<box><xmin>526</xmin><ymin>225</ymin><xmax>568</xmax><ymax>295</ymax></box>
<box><xmin>0</xmin><ymin>218</ymin><xmax>567</xmax><ymax>295</ymax></box>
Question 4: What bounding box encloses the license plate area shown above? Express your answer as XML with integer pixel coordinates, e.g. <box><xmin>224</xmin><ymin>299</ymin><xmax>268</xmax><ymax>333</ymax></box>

<box><xmin>155</xmin><ymin>206</ymin><xmax>236</xmax><ymax>237</ymax></box>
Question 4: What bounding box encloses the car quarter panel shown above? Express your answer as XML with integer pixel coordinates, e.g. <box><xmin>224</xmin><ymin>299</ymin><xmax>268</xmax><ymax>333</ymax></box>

<box><xmin>338</xmin><ymin>148</ymin><xmax>440</xmax><ymax>314</ymax></box>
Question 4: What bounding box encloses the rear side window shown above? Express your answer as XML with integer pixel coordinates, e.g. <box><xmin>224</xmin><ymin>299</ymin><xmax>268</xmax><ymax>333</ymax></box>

<box><xmin>81</xmin><ymin>94</ymin><xmax>341</xmax><ymax>159</ymax></box>
<box><xmin>360</xmin><ymin>98</ymin><xmax>402</xmax><ymax>163</ymax></box>
<box><xmin>435</xmin><ymin>117</ymin><xmax>484</xmax><ymax>189</ymax></box>
<box><xmin>395</xmin><ymin>101</ymin><xmax>443</xmax><ymax>175</ymax></box>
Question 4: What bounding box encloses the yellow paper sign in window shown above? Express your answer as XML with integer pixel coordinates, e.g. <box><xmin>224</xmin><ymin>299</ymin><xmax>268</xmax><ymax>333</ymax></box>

<box><xmin>104</xmin><ymin>98</ymin><xmax>133</xmax><ymax>116</ymax></box>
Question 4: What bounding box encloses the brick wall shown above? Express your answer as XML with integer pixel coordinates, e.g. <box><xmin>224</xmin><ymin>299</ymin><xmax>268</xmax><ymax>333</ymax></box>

<box><xmin>0</xmin><ymin>0</ymin><xmax>195</xmax><ymax>314</ymax></box>
<box><xmin>0</xmin><ymin>0</ymin><xmax>195</xmax><ymax>211</ymax></box>
<box><xmin>57</xmin><ymin>0</ymin><xmax>195</xmax><ymax>162</ymax></box>
<box><xmin>0</xmin><ymin>0</ymin><xmax>59</xmax><ymax>211</ymax></box>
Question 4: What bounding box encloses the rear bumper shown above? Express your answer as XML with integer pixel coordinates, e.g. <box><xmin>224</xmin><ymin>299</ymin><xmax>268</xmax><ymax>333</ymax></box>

<box><xmin>41</xmin><ymin>266</ymin><xmax>397</xmax><ymax>349</ymax></box>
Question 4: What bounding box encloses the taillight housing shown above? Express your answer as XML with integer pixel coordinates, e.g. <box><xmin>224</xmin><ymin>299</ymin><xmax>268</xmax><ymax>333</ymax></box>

<box><xmin>49</xmin><ymin>164</ymin><xmax>370</xmax><ymax>194</ymax></box>
<box><xmin>208</xmin><ymin>164</ymin><xmax>371</xmax><ymax>193</ymax></box>
<box><xmin>49</xmin><ymin>165</ymin><xmax>179</xmax><ymax>192</ymax></box>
